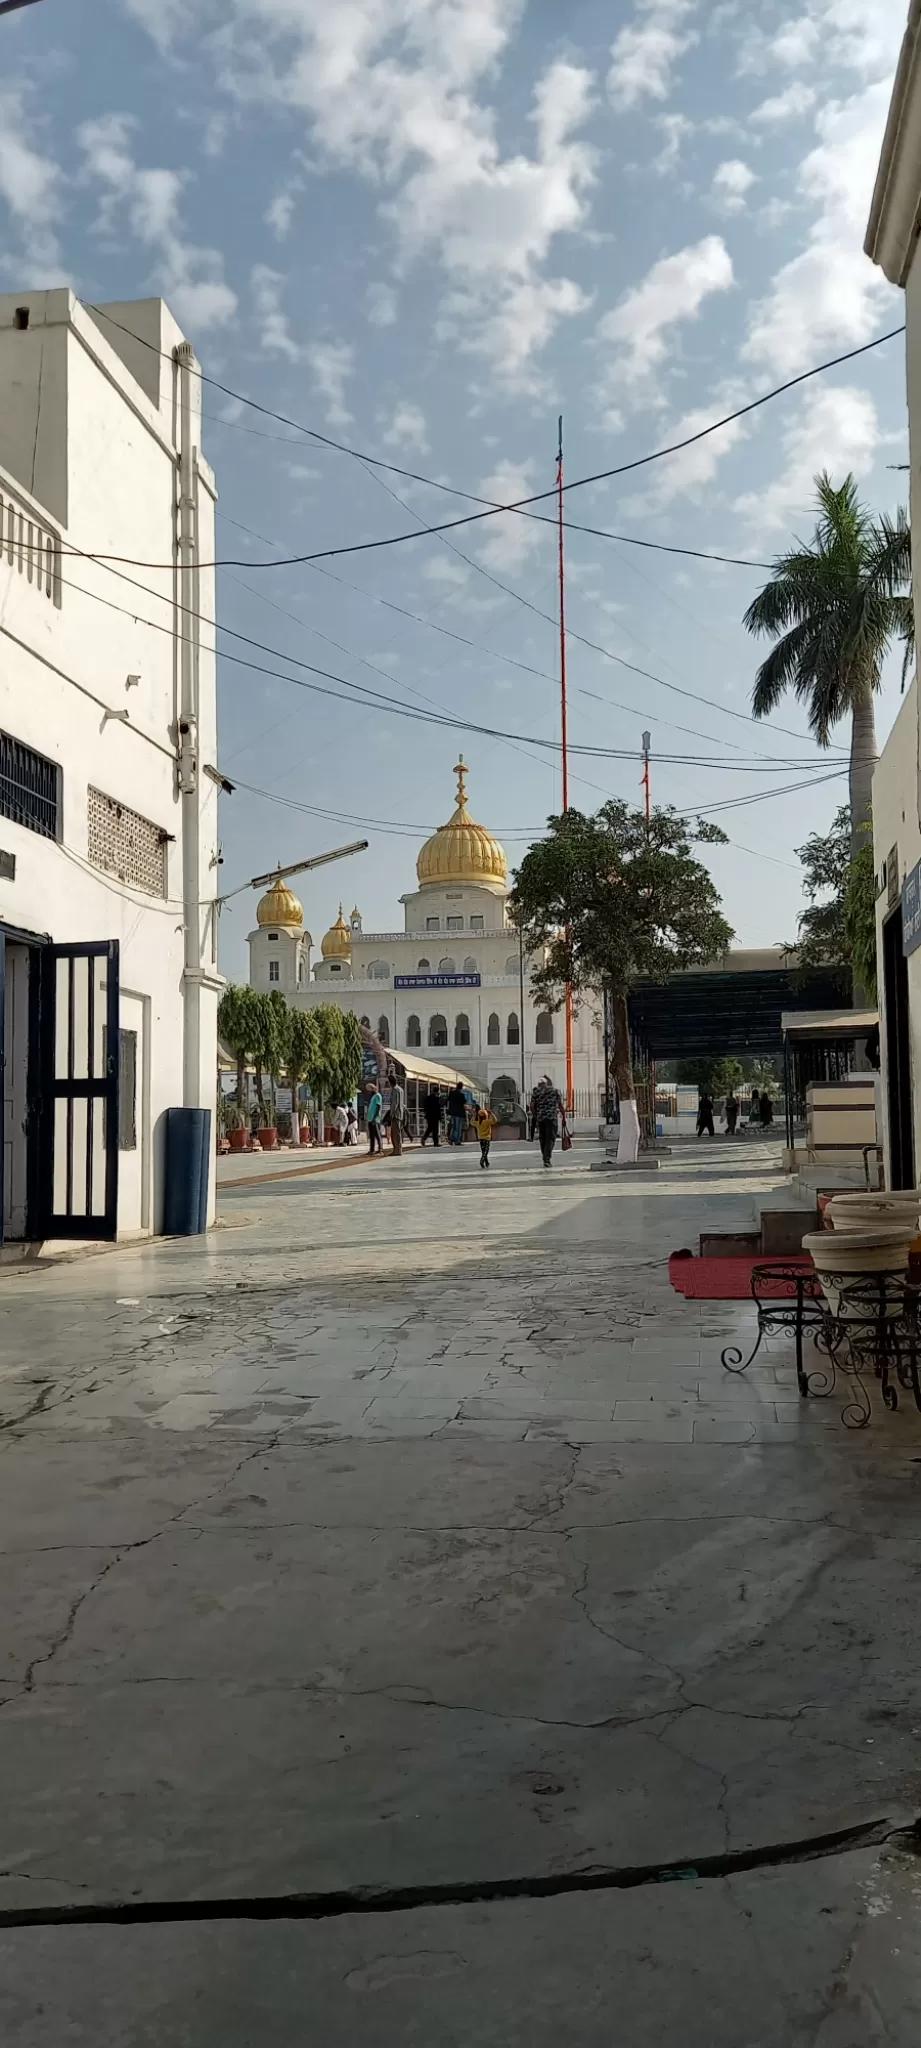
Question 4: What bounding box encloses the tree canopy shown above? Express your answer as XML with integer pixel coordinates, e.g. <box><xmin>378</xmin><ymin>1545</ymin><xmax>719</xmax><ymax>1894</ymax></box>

<box><xmin>511</xmin><ymin>801</ymin><xmax>733</xmax><ymax>1123</ymax></box>
<box><xmin>744</xmin><ymin>472</ymin><xmax>911</xmax><ymax>858</ymax></box>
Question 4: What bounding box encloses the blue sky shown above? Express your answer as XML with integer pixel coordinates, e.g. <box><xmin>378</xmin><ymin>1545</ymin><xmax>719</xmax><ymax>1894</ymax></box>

<box><xmin>0</xmin><ymin>0</ymin><xmax>911</xmax><ymax>977</ymax></box>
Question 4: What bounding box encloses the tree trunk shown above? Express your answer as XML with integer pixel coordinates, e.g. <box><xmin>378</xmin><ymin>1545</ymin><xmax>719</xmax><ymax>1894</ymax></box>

<box><xmin>612</xmin><ymin>992</ymin><xmax>640</xmax><ymax>1164</ymax></box>
<box><xmin>849</xmin><ymin>685</ymin><xmax>878</xmax><ymax>1021</ymax></box>
<box><xmin>849</xmin><ymin>685</ymin><xmax>877</xmax><ymax>861</ymax></box>
<box><xmin>254</xmin><ymin>1062</ymin><xmax>265</xmax><ymax>1119</ymax></box>
<box><xmin>236</xmin><ymin>1054</ymin><xmax>245</xmax><ymax>1106</ymax></box>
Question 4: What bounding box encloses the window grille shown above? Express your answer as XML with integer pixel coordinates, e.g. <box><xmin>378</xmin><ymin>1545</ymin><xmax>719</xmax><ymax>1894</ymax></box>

<box><xmin>87</xmin><ymin>786</ymin><xmax>167</xmax><ymax>897</ymax></box>
<box><xmin>0</xmin><ymin>730</ymin><xmax>59</xmax><ymax>839</ymax></box>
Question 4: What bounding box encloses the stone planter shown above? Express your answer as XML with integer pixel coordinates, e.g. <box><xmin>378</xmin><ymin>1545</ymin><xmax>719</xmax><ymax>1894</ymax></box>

<box><xmin>257</xmin><ymin>1127</ymin><xmax>278</xmax><ymax>1152</ymax></box>
<box><xmin>828</xmin><ymin>1191</ymin><xmax>921</xmax><ymax>1233</ymax></box>
<box><xmin>803</xmin><ymin>1225</ymin><xmax>914</xmax><ymax>1316</ymax></box>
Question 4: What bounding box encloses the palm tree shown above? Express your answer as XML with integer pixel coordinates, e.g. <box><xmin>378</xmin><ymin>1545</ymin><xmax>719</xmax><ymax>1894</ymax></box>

<box><xmin>743</xmin><ymin>473</ymin><xmax>912</xmax><ymax>858</ymax></box>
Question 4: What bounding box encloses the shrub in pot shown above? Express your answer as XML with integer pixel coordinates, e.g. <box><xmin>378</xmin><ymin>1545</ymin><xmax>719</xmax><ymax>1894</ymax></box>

<box><xmin>224</xmin><ymin>1103</ymin><xmax>249</xmax><ymax>1153</ymax></box>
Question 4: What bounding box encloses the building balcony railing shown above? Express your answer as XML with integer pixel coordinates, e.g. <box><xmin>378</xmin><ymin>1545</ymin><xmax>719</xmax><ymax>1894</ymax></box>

<box><xmin>0</xmin><ymin>473</ymin><xmax>62</xmax><ymax>607</ymax></box>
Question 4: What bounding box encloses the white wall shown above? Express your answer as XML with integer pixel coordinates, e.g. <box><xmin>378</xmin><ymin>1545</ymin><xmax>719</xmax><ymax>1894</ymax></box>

<box><xmin>0</xmin><ymin>290</ymin><xmax>220</xmax><ymax>1236</ymax></box>
<box><xmin>873</xmin><ymin>679</ymin><xmax>921</xmax><ymax>1183</ymax></box>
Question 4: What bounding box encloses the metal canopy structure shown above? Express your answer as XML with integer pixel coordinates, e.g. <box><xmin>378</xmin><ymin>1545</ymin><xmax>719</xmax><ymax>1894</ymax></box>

<box><xmin>628</xmin><ymin>954</ymin><xmax>848</xmax><ymax>1063</ymax></box>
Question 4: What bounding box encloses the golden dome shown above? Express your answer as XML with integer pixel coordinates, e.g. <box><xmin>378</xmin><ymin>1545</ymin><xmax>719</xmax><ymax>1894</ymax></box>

<box><xmin>416</xmin><ymin>758</ymin><xmax>507</xmax><ymax>892</ymax></box>
<box><xmin>256</xmin><ymin>874</ymin><xmax>304</xmax><ymax>928</ymax></box>
<box><xmin>321</xmin><ymin>904</ymin><xmax>353</xmax><ymax>959</ymax></box>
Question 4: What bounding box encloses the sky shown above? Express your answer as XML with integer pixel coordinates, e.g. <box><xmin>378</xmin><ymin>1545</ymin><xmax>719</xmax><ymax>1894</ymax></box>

<box><xmin>0</xmin><ymin>0</ymin><xmax>912</xmax><ymax>979</ymax></box>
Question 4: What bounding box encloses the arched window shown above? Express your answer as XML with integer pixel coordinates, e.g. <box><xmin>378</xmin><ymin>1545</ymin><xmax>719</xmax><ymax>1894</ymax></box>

<box><xmin>463</xmin><ymin>956</ymin><xmax>477</xmax><ymax>973</ymax></box>
<box><xmin>406</xmin><ymin>1014</ymin><xmax>421</xmax><ymax>1048</ymax></box>
<box><xmin>507</xmin><ymin>1011</ymin><xmax>520</xmax><ymax>1046</ymax></box>
<box><xmin>487</xmin><ymin>1012</ymin><xmax>500</xmax><ymax>1046</ymax></box>
<box><xmin>368</xmin><ymin>960</ymin><xmax>390</xmax><ymax>980</ymax></box>
<box><xmin>505</xmin><ymin>955</ymin><xmax>519</xmax><ymax>975</ymax></box>
<box><xmin>536</xmin><ymin>1011</ymin><xmax>554</xmax><ymax>1045</ymax></box>
<box><xmin>429</xmin><ymin>1013</ymin><xmax>448</xmax><ymax>1048</ymax></box>
<box><xmin>438</xmin><ymin>956</ymin><xmax>456</xmax><ymax>974</ymax></box>
<box><xmin>417</xmin><ymin>957</ymin><xmax>430</xmax><ymax>970</ymax></box>
<box><xmin>454</xmin><ymin>1012</ymin><xmax>470</xmax><ymax>1047</ymax></box>
<box><xmin>378</xmin><ymin>1016</ymin><xmax>390</xmax><ymax>1046</ymax></box>
<box><xmin>360</xmin><ymin>1015</ymin><xmax>371</xmax><ymax>1029</ymax></box>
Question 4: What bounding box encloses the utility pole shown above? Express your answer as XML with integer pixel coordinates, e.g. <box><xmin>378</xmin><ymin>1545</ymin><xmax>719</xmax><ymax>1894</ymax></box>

<box><xmin>642</xmin><ymin>730</ymin><xmax>651</xmax><ymax>826</ymax></box>
<box><xmin>557</xmin><ymin>415</ymin><xmax>574</xmax><ymax>1116</ymax></box>
<box><xmin>176</xmin><ymin>342</ymin><xmax>202</xmax><ymax>1113</ymax></box>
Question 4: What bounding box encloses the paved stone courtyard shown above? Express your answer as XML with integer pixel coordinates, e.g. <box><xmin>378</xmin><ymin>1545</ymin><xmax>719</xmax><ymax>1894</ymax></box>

<box><xmin>1</xmin><ymin>1138</ymin><xmax>921</xmax><ymax>2041</ymax></box>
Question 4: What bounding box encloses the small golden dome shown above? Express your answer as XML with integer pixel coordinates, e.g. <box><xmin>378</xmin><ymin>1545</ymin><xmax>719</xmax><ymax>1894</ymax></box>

<box><xmin>321</xmin><ymin>904</ymin><xmax>353</xmax><ymax>959</ymax></box>
<box><xmin>256</xmin><ymin>874</ymin><xmax>304</xmax><ymax>928</ymax></box>
<box><xmin>416</xmin><ymin>758</ymin><xmax>507</xmax><ymax>891</ymax></box>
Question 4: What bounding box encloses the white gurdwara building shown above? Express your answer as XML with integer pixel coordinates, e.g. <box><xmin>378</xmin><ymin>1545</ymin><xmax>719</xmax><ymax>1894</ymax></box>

<box><xmin>248</xmin><ymin>760</ymin><xmax>604</xmax><ymax>1110</ymax></box>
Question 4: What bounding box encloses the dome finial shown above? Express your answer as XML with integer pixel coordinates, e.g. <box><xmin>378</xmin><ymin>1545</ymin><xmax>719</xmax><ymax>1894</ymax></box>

<box><xmin>454</xmin><ymin>755</ymin><xmax>468</xmax><ymax>809</ymax></box>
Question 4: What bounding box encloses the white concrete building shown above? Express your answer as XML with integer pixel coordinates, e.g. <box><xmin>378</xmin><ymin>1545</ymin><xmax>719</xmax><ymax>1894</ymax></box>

<box><xmin>0</xmin><ymin>289</ymin><xmax>221</xmax><ymax>1243</ymax></box>
<box><xmin>866</xmin><ymin>4</ymin><xmax>921</xmax><ymax>1188</ymax></box>
<box><xmin>248</xmin><ymin>759</ymin><xmax>605</xmax><ymax>1111</ymax></box>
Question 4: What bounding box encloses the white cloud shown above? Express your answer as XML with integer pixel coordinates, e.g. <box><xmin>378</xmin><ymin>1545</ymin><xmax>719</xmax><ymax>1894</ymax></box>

<box><xmin>122</xmin><ymin>0</ymin><xmax>186</xmax><ymax>54</ymax></box>
<box><xmin>743</xmin><ymin>81</ymin><xmax>897</xmax><ymax>376</ymax></box>
<box><xmin>366</xmin><ymin>281</ymin><xmax>398</xmax><ymax>327</ymax></box>
<box><xmin>751</xmin><ymin>82</ymin><xmax>816</xmax><ymax>124</ymax></box>
<box><xmin>597</xmin><ymin>235</ymin><xmax>733</xmax><ymax>411</ymax></box>
<box><xmin>741</xmin><ymin>0</ymin><xmax>906</xmax><ymax>83</ymax></box>
<box><xmin>133</xmin><ymin>3</ymin><xmax>595</xmax><ymax>386</ymax></box>
<box><xmin>305</xmin><ymin>339</ymin><xmax>354</xmax><ymax>425</ymax></box>
<box><xmin>380</xmin><ymin>401</ymin><xmax>429</xmax><ymax>452</ymax></box>
<box><xmin>653</xmin><ymin>112</ymin><xmax>692</xmax><ymax>174</ymax></box>
<box><xmin>251</xmin><ymin>265</ymin><xmax>300</xmax><ymax>361</ymax></box>
<box><xmin>0</xmin><ymin>86</ymin><xmax>62</xmax><ymax>280</ymax></box>
<box><xmin>78</xmin><ymin>113</ymin><xmax>236</xmax><ymax>329</ymax></box>
<box><xmin>712</xmin><ymin>159</ymin><xmax>756</xmax><ymax>212</ymax></box>
<box><xmin>422</xmin><ymin>557</ymin><xmax>469</xmax><ymax>590</ymax></box>
<box><xmin>265</xmin><ymin>186</ymin><xmax>298</xmax><ymax>240</ymax></box>
<box><xmin>202</xmin><ymin>113</ymin><xmax>230</xmax><ymax>158</ymax></box>
<box><xmin>608</xmin><ymin>0</ymin><xmax>697</xmax><ymax>112</ymax></box>
<box><xmin>734</xmin><ymin>384</ymin><xmax>880</xmax><ymax>532</ymax></box>
<box><xmin>626</xmin><ymin>390</ymin><xmax>751</xmax><ymax>510</ymax></box>
<box><xmin>477</xmin><ymin>461</ymin><xmax>543</xmax><ymax>573</ymax></box>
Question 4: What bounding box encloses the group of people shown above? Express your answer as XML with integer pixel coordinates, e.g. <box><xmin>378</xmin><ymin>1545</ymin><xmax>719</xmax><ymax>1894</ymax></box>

<box><xmin>696</xmin><ymin>1086</ymin><xmax>775</xmax><ymax>1138</ymax></box>
<box><xmin>357</xmin><ymin>1071</ymin><xmax>570</xmax><ymax>1169</ymax></box>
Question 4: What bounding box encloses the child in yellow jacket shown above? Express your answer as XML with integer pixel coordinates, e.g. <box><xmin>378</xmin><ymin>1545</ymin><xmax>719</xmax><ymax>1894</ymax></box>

<box><xmin>474</xmin><ymin>1105</ymin><xmax>497</xmax><ymax>1169</ymax></box>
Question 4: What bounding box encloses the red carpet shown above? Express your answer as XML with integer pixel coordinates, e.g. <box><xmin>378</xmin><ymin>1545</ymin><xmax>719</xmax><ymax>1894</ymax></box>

<box><xmin>668</xmin><ymin>1251</ymin><xmax>813</xmax><ymax>1301</ymax></box>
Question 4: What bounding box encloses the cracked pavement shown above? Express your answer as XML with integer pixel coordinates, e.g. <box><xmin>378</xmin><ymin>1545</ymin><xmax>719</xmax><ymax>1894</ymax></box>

<box><xmin>1</xmin><ymin>1137</ymin><xmax>921</xmax><ymax>2040</ymax></box>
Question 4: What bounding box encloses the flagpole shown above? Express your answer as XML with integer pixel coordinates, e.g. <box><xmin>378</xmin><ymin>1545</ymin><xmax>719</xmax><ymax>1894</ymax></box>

<box><xmin>557</xmin><ymin>415</ymin><xmax>574</xmax><ymax>1116</ymax></box>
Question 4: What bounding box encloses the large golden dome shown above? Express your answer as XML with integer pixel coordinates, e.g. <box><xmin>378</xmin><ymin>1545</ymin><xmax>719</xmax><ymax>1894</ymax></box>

<box><xmin>321</xmin><ymin>904</ymin><xmax>352</xmax><ymax>959</ymax></box>
<box><xmin>256</xmin><ymin>874</ymin><xmax>304</xmax><ymax>928</ymax></box>
<box><xmin>417</xmin><ymin>758</ymin><xmax>507</xmax><ymax>892</ymax></box>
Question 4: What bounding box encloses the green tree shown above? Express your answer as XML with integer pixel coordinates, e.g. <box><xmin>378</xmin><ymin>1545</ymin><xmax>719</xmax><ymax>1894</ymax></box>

<box><xmin>249</xmin><ymin>992</ymin><xmax>288</xmax><ymax>1118</ymax></box>
<box><xmin>844</xmin><ymin>841</ymin><xmax>878</xmax><ymax>1005</ymax></box>
<box><xmin>676</xmin><ymin>1056</ymin><xmax>743</xmax><ymax>1097</ymax></box>
<box><xmin>793</xmin><ymin>807</ymin><xmax>851</xmax><ymax>972</ymax></box>
<box><xmin>744</xmin><ymin>473</ymin><xmax>911</xmax><ymax>859</ymax></box>
<box><xmin>217</xmin><ymin>984</ymin><xmax>262</xmax><ymax>1107</ymax></box>
<box><xmin>339</xmin><ymin>1010</ymin><xmax>364</xmax><ymax>1102</ymax></box>
<box><xmin>287</xmin><ymin>1009</ymin><xmax>318</xmax><ymax>1117</ymax></box>
<box><xmin>511</xmin><ymin>801</ymin><xmax>733</xmax><ymax>1158</ymax></box>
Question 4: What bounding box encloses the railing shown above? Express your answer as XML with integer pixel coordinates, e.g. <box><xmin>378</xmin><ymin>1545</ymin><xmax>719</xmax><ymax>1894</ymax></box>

<box><xmin>0</xmin><ymin>476</ymin><xmax>62</xmax><ymax>606</ymax></box>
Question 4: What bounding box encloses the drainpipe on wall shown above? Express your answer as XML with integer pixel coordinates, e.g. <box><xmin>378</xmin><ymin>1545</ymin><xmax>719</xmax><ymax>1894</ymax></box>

<box><xmin>175</xmin><ymin>341</ymin><xmax>201</xmax><ymax>1108</ymax></box>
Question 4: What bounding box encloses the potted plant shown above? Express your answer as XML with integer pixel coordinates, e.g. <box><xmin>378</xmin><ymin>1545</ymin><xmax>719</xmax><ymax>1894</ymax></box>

<box><xmin>224</xmin><ymin>1103</ymin><xmax>249</xmax><ymax>1153</ymax></box>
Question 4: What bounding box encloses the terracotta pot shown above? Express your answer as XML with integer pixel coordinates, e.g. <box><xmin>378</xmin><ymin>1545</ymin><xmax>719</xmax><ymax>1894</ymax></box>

<box><xmin>228</xmin><ymin>1128</ymin><xmax>248</xmax><ymax>1153</ymax></box>
<box><xmin>258</xmin><ymin>1127</ymin><xmax>278</xmax><ymax>1151</ymax></box>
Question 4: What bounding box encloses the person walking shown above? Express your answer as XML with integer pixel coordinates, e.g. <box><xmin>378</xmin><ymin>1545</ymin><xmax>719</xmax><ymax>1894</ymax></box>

<box><xmin>532</xmin><ymin>1075</ymin><xmax>564</xmax><ymax>1167</ymax></box>
<box><xmin>759</xmin><ymin>1089</ymin><xmax>774</xmax><ymax>1130</ymax></box>
<box><xmin>447</xmin><ymin>1081</ymin><xmax>467</xmax><ymax>1148</ymax></box>
<box><xmin>333</xmin><ymin>1103</ymin><xmax>349</xmax><ymax>1146</ymax></box>
<box><xmin>388</xmin><ymin>1072</ymin><xmax>405</xmax><ymax>1156</ymax></box>
<box><xmin>724</xmin><ymin>1088</ymin><xmax>739</xmax><ymax>1137</ymax></box>
<box><xmin>748</xmin><ymin>1089</ymin><xmax>761</xmax><ymax>1126</ymax></box>
<box><xmin>421</xmin><ymin>1086</ymin><xmax>442</xmax><ymax>1147</ymax></box>
<box><xmin>474</xmin><ymin>1102</ymin><xmax>497</xmax><ymax>1168</ymax></box>
<box><xmin>366</xmin><ymin>1085</ymin><xmax>384</xmax><ymax>1155</ymax></box>
<box><xmin>696</xmin><ymin>1091</ymin><xmax>715</xmax><ymax>1138</ymax></box>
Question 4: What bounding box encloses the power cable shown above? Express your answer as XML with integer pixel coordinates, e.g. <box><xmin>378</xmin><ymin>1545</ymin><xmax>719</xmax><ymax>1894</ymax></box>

<box><xmin>79</xmin><ymin>308</ymin><xmax>904</xmax><ymax>570</ymax></box>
